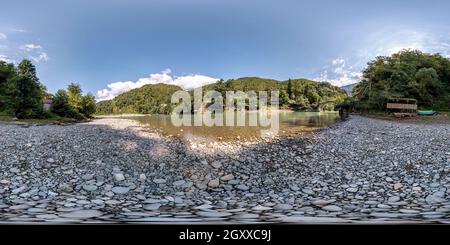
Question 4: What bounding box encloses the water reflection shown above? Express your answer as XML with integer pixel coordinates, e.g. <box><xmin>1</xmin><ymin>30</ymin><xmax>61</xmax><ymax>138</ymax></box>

<box><xmin>126</xmin><ymin>111</ymin><xmax>339</xmax><ymax>141</ymax></box>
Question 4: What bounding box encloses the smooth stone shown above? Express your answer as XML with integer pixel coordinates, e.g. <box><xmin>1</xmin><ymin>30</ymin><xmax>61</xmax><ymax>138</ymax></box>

<box><xmin>274</xmin><ymin>204</ymin><xmax>293</xmax><ymax>211</ymax></box>
<box><xmin>81</xmin><ymin>174</ymin><xmax>94</xmax><ymax>181</ymax></box>
<box><xmin>82</xmin><ymin>184</ymin><xmax>98</xmax><ymax>192</ymax></box>
<box><xmin>278</xmin><ymin>216</ymin><xmax>350</xmax><ymax>223</ymax></box>
<box><xmin>426</xmin><ymin>194</ymin><xmax>446</xmax><ymax>204</ymax></box>
<box><xmin>196</xmin><ymin>211</ymin><xmax>232</xmax><ymax>218</ymax></box>
<box><xmin>153</xmin><ymin>179</ymin><xmax>166</xmax><ymax>184</ymax></box>
<box><xmin>59</xmin><ymin>210</ymin><xmax>103</xmax><ymax>219</ymax></box>
<box><xmin>220</xmin><ymin>174</ymin><xmax>234</xmax><ymax>181</ymax></box>
<box><xmin>139</xmin><ymin>174</ymin><xmax>147</xmax><ymax>181</ymax></box>
<box><xmin>232</xmin><ymin>213</ymin><xmax>260</xmax><ymax>219</ymax></box>
<box><xmin>208</xmin><ymin>178</ymin><xmax>220</xmax><ymax>188</ymax></box>
<box><xmin>393</xmin><ymin>183</ymin><xmax>403</xmax><ymax>190</ymax></box>
<box><xmin>0</xmin><ymin>179</ymin><xmax>10</xmax><ymax>185</ymax></box>
<box><xmin>399</xmin><ymin>209</ymin><xmax>420</xmax><ymax>214</ymax></box>
<box><xmin>173</xmin><ymin>180</ymin><xmax>186</xmax><ymax>187</ymax></box>
<box><xmin>143</xmin><ymin>203</ymin><xmax>161</xmax><ymax>211</ymax></box>
<box><xmin>114</xmin><ymin>173</ymin><xmax>125</xmax><ymax>182</ymax></box>
<box><xmin>251</xmin><ymin>205</ymin><xmax>272</xmax><ymax>211</ymax></box>
<box><xmin>36</xmin><ymin>214</ymin><xmax>58</xmax><ymax>219</ymax></box>
<box><xmin>127</xmin><ymin>217</ymin><xmax>203</xmax><ymax>222</ymax></box>
<box><xmin>322</xmin><ymin>205</ymin><xmax>343</xmax><ymax>212</ymax></box>
<box><xmin>377</xmin><ymin>204</ymin><xmax>392</xmax><ymax>209</ymax></box>
<box><xmin>105</xmin><ymin>200</ymin><xmax>121</xmax><ymax>205</ymax></box>
<box><xmin>210</xmin><ymin>162</ymin><xmax>222</xmax><ymax>169</ymax></box>
<box><xmin>58</xmin><ymin>183</ymin><xmax>73</xmax><ymax>193</ymax></box>
<box><xmin>312</xmin><ymin>199</ymin><xmax>336</xmax><ymax>206</ymax></box>
<box><xmin>369</xmin><ymin>212</ymin><xmax>401</xmax><ymax>218</ymax></box>
<box><xmin>193</xmin><ymin>204</ymin><xmax>214</xmax><ymax>210</ymax></box>
<box><xmin>9</xmin><ymin>204</ymin><xmax>30</xmax><ymax>210</ymax></box>
<box><xmin>290</xmin><ymin>185</ymin><xmax>300</xmax><ymax>191</ymax></box>
<box><xmin>388</xmin><ymin>196</ymin><xmax>400</xmax><ymax>203</ymax></box>
<box><xmin>111</xmin><ymin>186</ymin><xmax>130</xmax><ymax>194</ymax></box>
<box><xmin>302</xmin><ymin>188</ymin><xmax>314</xmax><ymax>195</ymax></box>
<box><xmin>10</xmin><ymin>168</ymin><xmax>20</xmax><ymax>174</ymax></box>
<box><xmin>236</xmin><ymin>185</ymin><xmax>249</xmax><ymax>191</ymax></box>
<box><xmin>91</xmin><ymin>199</ymin><xmax>105</xmax><ymax>205</ymax></box>
<box><xmin>144</xmin><ymin>198</ymin><xmax>163</xmax><ymax>204</ymax></box>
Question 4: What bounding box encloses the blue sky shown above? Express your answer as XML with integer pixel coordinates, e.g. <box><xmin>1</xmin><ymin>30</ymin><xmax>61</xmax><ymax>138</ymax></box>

<box><xmin>1</xmin><ymin>0</ymin><xmax>450</xmax><ymax>100</ymax></box>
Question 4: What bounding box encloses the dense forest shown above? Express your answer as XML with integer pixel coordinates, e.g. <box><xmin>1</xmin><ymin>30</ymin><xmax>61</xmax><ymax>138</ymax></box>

<box><xmin>0</xmin><ymin>59</ymin><xmax>96</xmax><ymax>120</ymax></box>
<box><xmin>96</xmin><ymin>83</ymin><xmax>182</xmax><ymax>115</ymax></box>
<box><xmin>353</xmin><ymin>50</ymin><xmax>450</xmax><ymax>111</ymax></box>
<box><xmin>96</xmin><ymin>77</ymin><xmax>348</xmax><ymax>114</ymax></box>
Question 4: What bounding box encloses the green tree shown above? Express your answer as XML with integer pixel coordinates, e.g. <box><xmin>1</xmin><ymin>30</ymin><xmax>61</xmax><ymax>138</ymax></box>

<box><xmin>51</xmin><ymin>89</ymin><xmax>76</xmax><ymax>118</ymax></box>
<box><xmin>67</xmin><ymin>83</ymin><xmax>83</xmax><ymax>112</ymax></box>
<box><xmin>353</xmin><ymin>50</ymin><xmax>450</xmax><ymax>110</ymax></box>
<box><xmin>287</xmin><ymin>78</ymin><xmax>293</xmax><ymax>99</ymax></box>
<box><xmin>11</xmin><ymin>60</ymin><xmax>45</xmax><ymax>118</ymax></box>
<box><xmin>80</xmin><ymin>93</ymin><xmax>96</xmax><ymax>117</ymax></box>
<box><xmin>0</xmin><ymin>61</ymin><xmax>15</xmax><ymax>112</ymax></box>
<box><xmin>415</xmin><ymin>67</ymin><xmax>440</xmax><ymax>99</ymax></box>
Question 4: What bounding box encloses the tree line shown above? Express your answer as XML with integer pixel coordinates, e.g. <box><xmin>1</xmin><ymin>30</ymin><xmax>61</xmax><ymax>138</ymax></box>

<box><xmin>353</xmin><ymin>50</ymin><xmax>450</xmax><ymax>111</ymax></box>
<box><xmin>96</xmin><ymin>77</ymin><xmax>348</xmax><ymax>115</ymax></box>
<box><xmin>0</xmin><ymin>59</ymin><xmax>96</xmax><ymax>120</ymax></box>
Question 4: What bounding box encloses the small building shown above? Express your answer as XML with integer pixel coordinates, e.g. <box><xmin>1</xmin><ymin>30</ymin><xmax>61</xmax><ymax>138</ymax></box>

<box><xmin>386</xmin><ymin>98</ymin><xmax>417</xmax><ymax>118</ymax></box>
<box><xmin>43</xmin><ymin>99</ymin><xmax>53</xmax><ymax>111</ymax></box>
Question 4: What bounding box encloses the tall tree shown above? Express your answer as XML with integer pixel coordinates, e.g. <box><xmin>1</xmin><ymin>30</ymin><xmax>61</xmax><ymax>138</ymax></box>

<box><xmin>67</xmin><ymin>83</ymin><xmax>83</xmax><ymax>112</ymax></box>
<box><xmin>0</xmin><ymin>61</ymin><xmax>15</xmax><ymax>112</ymax></box>
<box><xmin>287</xmin><ymin>78</ymin><xmax>293</xmax><ymax>99</ymax></box>
<box><xmin>12</xmin><ymin>60</ymin><xmax>45</xmax><ymax>118</ymax></box>
<box><xmin>79</xmin><ymin>93</ymin><xmax>96</xmax><ymax>117</ymax></box>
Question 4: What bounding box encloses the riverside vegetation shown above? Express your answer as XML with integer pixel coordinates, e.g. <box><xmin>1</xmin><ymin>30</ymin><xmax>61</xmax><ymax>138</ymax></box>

<box><xmin>0</xmin><ymin>59</ymin><xmax>96</xmax><ymax>122</ymax></box>
<box><xmin>96</xmin><ymin>77</ymin><xmax>348</xmax><ymax>115</ymax></box>
<box><xmin>353</xmin><ymin>50</ymin><xmax>450</xmax><ymax>112</ymax></box>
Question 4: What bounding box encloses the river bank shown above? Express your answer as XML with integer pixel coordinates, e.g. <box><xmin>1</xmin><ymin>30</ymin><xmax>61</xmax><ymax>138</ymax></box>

<box><xmin>0</xmin><ymin>115</ymin><xmax>449</xmax><ymax>223</ymax></box>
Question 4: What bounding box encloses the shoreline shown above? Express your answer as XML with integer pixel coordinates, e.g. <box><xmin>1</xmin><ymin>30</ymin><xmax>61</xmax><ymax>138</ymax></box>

<box><xmin>0</xmin><ymin>116</ymin><xmax>449</xmax><ymax>223</ymax></box>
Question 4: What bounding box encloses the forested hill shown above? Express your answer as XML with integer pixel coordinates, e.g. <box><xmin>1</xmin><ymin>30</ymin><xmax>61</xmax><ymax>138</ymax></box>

<box><xmin>96</xmin><ymin>78</ymin><xmax>347</xmax><ymax>115</ymax></box>
<box><xmin>96</xmin><ymin>83</ymin><xmax>182</xmax><ymax>115</ymax></box>
<box><xmin>353</xmin><ymin>50</ymin><xmax>450</xmax><ymax>110</ymax></box>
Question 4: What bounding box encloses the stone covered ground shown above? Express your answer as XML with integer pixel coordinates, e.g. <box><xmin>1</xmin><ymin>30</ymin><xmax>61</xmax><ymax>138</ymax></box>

<box><xmin>0</xmin><ymin>116</ymin><xmax>449</xmax><ymax>223</ymax></box>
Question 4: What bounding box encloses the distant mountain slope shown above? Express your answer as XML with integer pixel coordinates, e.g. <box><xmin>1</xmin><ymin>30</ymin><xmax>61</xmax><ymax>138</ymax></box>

<box><xmin>341</xmin><ymin>83</ymin><xmax>358</xmax><ymax>96</ymax></box>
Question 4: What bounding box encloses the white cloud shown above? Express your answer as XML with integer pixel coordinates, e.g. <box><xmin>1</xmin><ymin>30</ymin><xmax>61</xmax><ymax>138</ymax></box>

<box><xmin>360</xmin><ymin>29</ymin><xmax>450</xmax><ymax>59</ymax></box>
<box><xmin>11</xmin><ymin>28</ymin><xmax>27</xmax><ymax>33</ymax></box>
<box><xmin>17</xmin><ymin>44</ymin><xmax>49</xmax><ymax>62</ymax></box>
<box><xmin>20</xmin><ymin>44</ymin><xmax>42</xmax><ymax>51</ymax></box>
<box><xmin>0</xmin><ymin>54</ymin><xmax>14</xmax><ymax>63</ymax></box>
<box><xmin>315</xmin><ymin>28</ymin><xmax>450</xmax><ymax>87</ymax></box>
<box><xmin>30</xmin><ymin>52</ymin><xmax>49</xmax><ymax>62</ymax></box>
<box><xmin>315</xmin><ymin>58</ymin><xmax>362</xmax><ymax>87</ymax></box>
<box><xmin>96</xmin><ymin>69</ymin><xmax>218</xmax><ymax>101</ymax></box>
<box><xmin>0</xmin><ymin>31</ymin><xmax>49</xmax><ymax>63</ymax></box>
